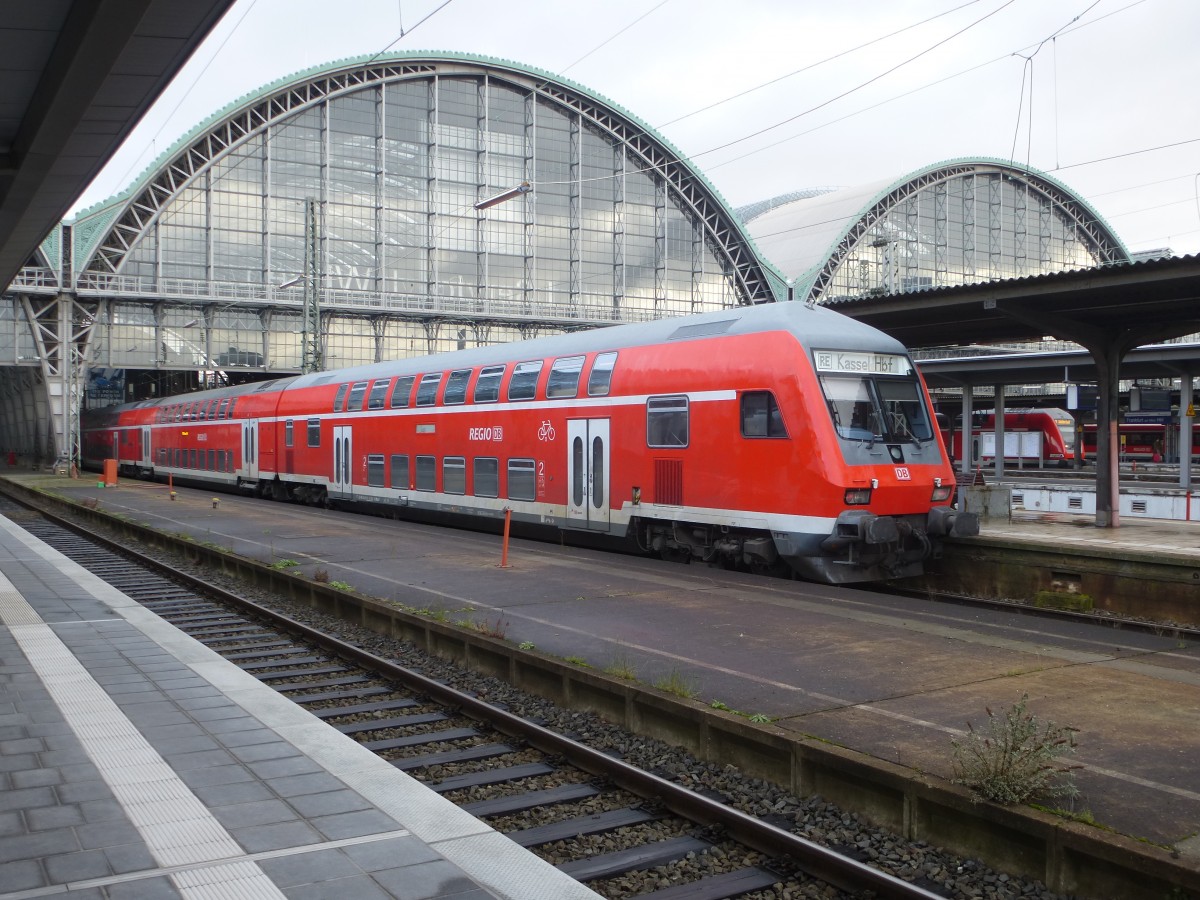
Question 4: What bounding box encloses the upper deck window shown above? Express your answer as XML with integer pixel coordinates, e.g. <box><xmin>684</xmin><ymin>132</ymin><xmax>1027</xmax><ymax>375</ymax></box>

<box><xmin>474</xmin><ymin>365</ymin><xmax>504</xmax><ymax>403</ymax></box>
<box><xmin>587</xmin><ymin>351</ymin><xmax>617</xmax><ymax>396</ymax></box>
<box><xmin>367</xmin><ymin>379</ymin><xmax>390</xmax><ymax>409</ymax></box>
<box><xmin>347</xmin><ymin>381</ymin><xmax>369</xmax><ymax>410</ymax></box>
<box><xmin>508</xmin><ymin>361</ymin><xmax>542</xmax><ymax>401</ymax></box>
<box><xmin>546</xmin><ymin>356</ymin><xmax>585</xmax><ymax>399</ymax></box>
<box><xmin>334</xmin><ymin>384</ymin><xmax>349</xmax><ymax>412</ymax></box>
<box><xmin>390</xmin><ymin>375</ymin><xmax>415</xmax><ymax>408</ymax></box>
<box><xmin>415</xmin><ymin>373</ymin><xmax>442</xmax><ymax>406</ymax></box>
<box><xmin>443</xmin><ymin>369</ymin><xmax>472</xmax><ymax>405</ymax></box>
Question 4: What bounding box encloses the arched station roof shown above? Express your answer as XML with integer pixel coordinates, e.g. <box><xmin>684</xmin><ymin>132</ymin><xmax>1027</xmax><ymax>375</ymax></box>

<box><xmin>742</xmin><ymin>158</ymin><xmax>1130</xmax><ymax>305</ymax></box>
<box><xmin>69</xmin><ymin>51</ymin><xmax>785</xmax><ymax>323</ymax></box>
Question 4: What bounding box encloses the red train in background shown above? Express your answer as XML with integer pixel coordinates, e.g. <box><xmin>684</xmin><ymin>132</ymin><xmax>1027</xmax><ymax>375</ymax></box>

<box><xmin>940</xmin><ymin>408</ymin><xmax>1076</xmax><ymax>466</ymax></box>
<box><xmin>938</xmin><ymin>407</ymin><xmax>1200</xmax><ymax>466</ymax></box>
<box><xmin>81</xmin><ymin>302</ymin><xmax>977</xmax><ymax>584</ymax></box>
<box><xmin>1080</xmin><ymin>420</ymin><xmax>1200</xmax><ymax>462</ymax></box>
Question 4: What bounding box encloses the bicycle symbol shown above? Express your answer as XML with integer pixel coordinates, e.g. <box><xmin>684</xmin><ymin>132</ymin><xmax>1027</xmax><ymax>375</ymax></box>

<box><xmin>537</xmin><ymin>420</ymin><xmax>556</xmax><ymax>442</ymax></box>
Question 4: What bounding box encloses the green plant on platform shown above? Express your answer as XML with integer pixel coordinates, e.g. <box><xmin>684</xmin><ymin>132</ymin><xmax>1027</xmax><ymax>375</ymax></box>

<box><xmin>518</xmin><ymin>641</ymin><xmax>536</xmax><ymax>651</ymax></box>
<box><xmin>468</xmin><ymin>616</ymin><xmax>509</xmax><ymax>639</ymax></box>
<box><xmin>747</xmin><ymin>713</ymin><xmax>773</xmax><ymax>724</ymax></box>
<box><xmin>603</xmin><ymin>652</ymin><xmax>637</xmax><ymax>681</ymax></box>
<box><xmin>563</xmin><ymin>655</ymin><xmax>590</xmax><ymax>667</ymax></box>
<box><xmin>951</xmin><ymin>694</ymin><xmax>1079</xmax><ymax>805</ymax></box>
<box><xmin>654</xmin><ymin>668</ymin><xmax>698</xmax><ymax>700</ymax></box>
<box><xmin>271</xmin><ymin>558</ymin><xmax>299</xmax><ymax>570</ymax></box>
<box><xmin>329</xmin><ymin>580</ymin><xmax>353</xmax><ymax>592</ymax></box>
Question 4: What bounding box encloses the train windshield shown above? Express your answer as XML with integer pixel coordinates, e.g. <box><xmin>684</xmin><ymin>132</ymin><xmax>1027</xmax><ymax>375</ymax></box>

<box><xmin>814</xmin><ymin>350</ymin><xmax>933</xmax><ymax>446</ymax></box>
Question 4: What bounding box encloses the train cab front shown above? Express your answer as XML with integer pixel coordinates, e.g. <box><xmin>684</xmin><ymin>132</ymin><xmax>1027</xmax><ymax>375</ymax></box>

<box><xmin>793</xmin><ymin>348</ymin><xmax>980</xmax><ymax>583</ymax></box>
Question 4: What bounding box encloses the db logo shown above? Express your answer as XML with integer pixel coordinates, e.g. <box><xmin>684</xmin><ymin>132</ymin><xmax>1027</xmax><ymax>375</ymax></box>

<box><xmin>894</xmin><ymin>467</ymin><xmax>911</xmax><ymax>480</ymax></box>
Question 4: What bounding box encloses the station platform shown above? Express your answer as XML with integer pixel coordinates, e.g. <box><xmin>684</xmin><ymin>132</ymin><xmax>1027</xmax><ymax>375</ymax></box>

<box><xmin>986</xmin><ymin>507</ymin><xmax>1200</xmax><ymax>558</ymax></box>
<box><xmin>2</xmin><ymin>471</ymin><xmax>1199</xmax><ymax>874</ymax></box>
<box><xmin>0</xmin><ymin>511</ymin><xmax>600</xmax><ymax>899</ymax></box>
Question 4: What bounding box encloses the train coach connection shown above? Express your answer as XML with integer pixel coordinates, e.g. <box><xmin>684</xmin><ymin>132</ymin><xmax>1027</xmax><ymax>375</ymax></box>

<box><xmin>81</xmin><ymin>303</ymin><xmax>977</xmax><ymax>583</ymax></box>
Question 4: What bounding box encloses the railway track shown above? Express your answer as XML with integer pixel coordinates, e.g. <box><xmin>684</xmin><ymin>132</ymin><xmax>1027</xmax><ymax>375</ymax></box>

<box><xmin>2</xmin><ymin>495</ymin><xmax>947</xmax><ymax>900</ymax></box>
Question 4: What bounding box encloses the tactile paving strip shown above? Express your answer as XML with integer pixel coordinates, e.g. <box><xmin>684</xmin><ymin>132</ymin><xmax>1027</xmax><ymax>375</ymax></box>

<box><xmin>3</xmin><ymin>585</ymin><xmax>287</xmax><ymax>898</ymax></box>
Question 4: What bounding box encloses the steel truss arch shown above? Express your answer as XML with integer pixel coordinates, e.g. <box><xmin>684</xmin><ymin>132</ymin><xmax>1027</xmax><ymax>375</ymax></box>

<box><xmin>744</xmin><ymin>159</ymin><xmax>1129</xmax><ymax>306</ymax></box>
<box><xmin>76</xmin><ymin>54</ymin><xmax>779</xmax><ymax>309</ymax></box>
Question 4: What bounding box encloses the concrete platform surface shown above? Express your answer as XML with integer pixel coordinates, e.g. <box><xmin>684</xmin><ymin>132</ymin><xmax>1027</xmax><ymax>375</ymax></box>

<box><xmin>5</xmin><ymin>472</ymin><xmax>1200</xmax><ymax>863</ymax></box>
<box><xmin>0</xmin><ymin>508</ymin><xmax>600</xmax><ymax>900</ymax></box>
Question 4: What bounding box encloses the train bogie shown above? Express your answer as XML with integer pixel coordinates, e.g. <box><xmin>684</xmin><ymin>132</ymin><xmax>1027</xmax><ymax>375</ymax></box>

<box><xmin>81</xmin><ymin>303</ymin><xmax>976</xmax><ymax>584</ymax></box>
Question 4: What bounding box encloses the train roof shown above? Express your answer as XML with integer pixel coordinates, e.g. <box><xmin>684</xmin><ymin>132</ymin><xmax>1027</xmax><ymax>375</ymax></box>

<box><xmin>291</xmin><ymin>300</ymin><xmax>903</xmax><ymax>389</ymax></box>
<box><xmin>97</xmin><ymin>302</ymin><xmax>905</xmax><ymax>414</ymax></box>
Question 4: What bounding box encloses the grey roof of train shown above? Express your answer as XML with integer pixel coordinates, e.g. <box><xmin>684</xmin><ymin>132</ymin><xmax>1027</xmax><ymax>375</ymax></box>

<box><xmin>285</xmin><ymin>300</ymin><xmax>905</xmax><ymax>390</ymax></box>
<box><xmin>118</xmin><ymin>302</ymin><xmax>906</xmax><ymax>413</ymax></box>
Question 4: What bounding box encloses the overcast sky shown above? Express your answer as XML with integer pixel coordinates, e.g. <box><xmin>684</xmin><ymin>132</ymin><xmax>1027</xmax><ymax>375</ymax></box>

<box><xmin>72</xmin><ymin>0</ymin><xmax>1200</xmax><ymax>257</ymax></box>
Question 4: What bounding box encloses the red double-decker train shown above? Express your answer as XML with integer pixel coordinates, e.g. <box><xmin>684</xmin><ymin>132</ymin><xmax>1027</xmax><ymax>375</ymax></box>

<box><xmin>81</xmin><ymin>302</ymin><xmax>976</xmax><ymax>584</ymax></box>
<box><xmin>940</xmin><ymin>408</ymin><xmax>1076</xmax><ymax>466</ymax></box>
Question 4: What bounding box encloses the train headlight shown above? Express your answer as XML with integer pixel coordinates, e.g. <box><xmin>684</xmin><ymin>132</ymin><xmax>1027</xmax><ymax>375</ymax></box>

<box><xmin>844</xmin><ymin>488</ymin><xmax>872</xmax><ymax>505</ymax></box>
<box><xmin>931</xmin><ymin>484</ymin><xmax>954</xmax><ymax>502</ymax></box>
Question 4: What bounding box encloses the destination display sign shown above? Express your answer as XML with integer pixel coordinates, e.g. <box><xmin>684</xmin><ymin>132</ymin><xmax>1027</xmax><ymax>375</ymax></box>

<box><xmin>813</xmin><ymin>350</ymin><xmax>912</xmax><ymax>376</ymax></box>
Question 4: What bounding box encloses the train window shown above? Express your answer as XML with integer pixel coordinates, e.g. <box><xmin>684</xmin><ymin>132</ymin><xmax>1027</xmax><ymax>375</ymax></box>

<box><xmin>367</xmin><ymin>454</ymin><xmax>386</xmax><ymax>487</ymax></box>
<box><xmin>285</xmin><ymin>420</ymin><xmax>294</xmax><ymax>448</ymax></box>
<box><xmin>822</xmin><ymin>377</ymin><xmax>880</xmax><ymax>441</ymax></box>
<box><xmin>443</xmin><ymin>457</ymin><xmax>466</xmax><ymax>494</ymax></box>
<box><xmin>367</xmin><ymin>379</ymin><xmax>390</xmax><ymax>410</ymax></box>
<box><xmin>547</xmin><ymin>356</ymin><xmax>585</xmax><ymax>399</ymax></box>
<box><xmin>189</xmin><ymin>449</ymin><xmax>197</xmax><ymax>469</ymax></box>
<box><xmin>444</xmin><ymin>369</ymin><xmax>471</xmax><ymax>405</ymax></box>
<box><xmin>508</xmin><ymin>458</ymin><xmax>536</xmax><ymax>501</ymax></box>
<box><xmin>347</xmin><ymin>381</ymin><xmax>369</xmax><ymax>411</ymax></box>
<box><xmin>393</xmin><ymin>374</ymin><xmax>417</xmax><ymax>410</ymax></box>
<box><xmin>588</xmin><ymin>351</ymin><xmax>617</xmax><ymax>396</ymax></box>
<box><xmin>474</xmin><ymin>458</ymin><xmax>499</xmax><ymax>497</ymax></box>
<box><xmin>158</xmin><ymin>448</ymin><xmax>166</xmax><ymax>465</ymax></box>
<box><xmin>207</xmin><ymin>400</ymin><xmax>218</xmax><ymax>419</ymax></box>
<box><xmin>196</xmin><ymin>404</ymin><xmax>206</xmax><ymax>422</ymax></box>
<box><xmin>875</xmin><ymin>380</ymin><xmax>934</xmax><ymax>441</ymax></box>
<box><xmin>334</xmin><ymin>384</ymin><xmax>349</xmax><ymax>412</ymax></box>
<box><xmin>207</xmin><ymin>449</ymin><xmax>215</xmax><ymax>470</ymax></box>
<box><xmin>218</xmin><ymin>398</ymin><xmax>230</xmax><ymax>419</ymax></box>
<box><xmin>415</xmin><ymin>455</ymin><xmax>436</xmax><ymax>491</ymax></box>
<box><xmin>390</xmin><ymin>375</ymin><xmax>415</xmax><ymax>408</ymax></box>
<box><xmin>307</xmin><ymin>418</ymin><xmax>320</xmax><ymax>447</ymax></box>
<box><xmin>741</xmin><ymin>392</ymin><xmax>788</xmax><ymax>438</ymax></box>
<box><xmin>647</xmin><ymin>396</ymin><xmax>689</xmax><ymax>447</ymax></box>
<box><xmin>416</xmin><ymin>373</ymin><xmax>442</xmax><ymax>406</ymax></box>
<box><xmin>174</xmin><ymin>448</ymin><xmax>182</xmax><ymax>467</ymax></box>
<box><xmin>227</xmin><ymin>399</ymin><xmax>237</xmax><ymax>419</ymax></box>
<box><xmin>508</xmin><ymin>360</ymin><xmax>542</xmax><ymax>401</ymax></box>
<box><xmin>474</xmin><ymin>365</ymin><xmax>504</xmax><ymax>403</ymax></box>
<box><xmin>390</xmin><ymin>454</ymin><xmax>409</xmax><ymax>489</ymax></box>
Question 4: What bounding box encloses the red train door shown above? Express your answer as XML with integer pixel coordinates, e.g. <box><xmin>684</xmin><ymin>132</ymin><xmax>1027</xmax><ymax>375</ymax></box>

<box><xmin>567</xmin><ymin>418</ymin><xmax>610</xmax><ymax>531</ymax></box>
<box><xmin>332</xmin><ymin>425</ymin><xmax>352</xmax><ymax>498</ymax></box>
<box><xmin>242</xmin><ymin>420</ymin><xmax>259</xmax><ymax>480</ymax></box>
